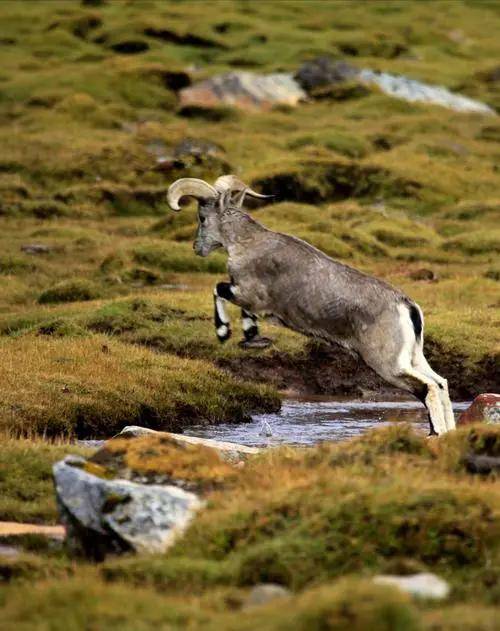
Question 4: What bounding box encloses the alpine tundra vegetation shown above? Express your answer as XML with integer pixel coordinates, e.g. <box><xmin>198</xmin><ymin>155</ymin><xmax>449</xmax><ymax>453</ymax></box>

<box><xmin>0</xmin><ymin>0</ymin><xmax>499</xmax><ymax>628</ymax></box>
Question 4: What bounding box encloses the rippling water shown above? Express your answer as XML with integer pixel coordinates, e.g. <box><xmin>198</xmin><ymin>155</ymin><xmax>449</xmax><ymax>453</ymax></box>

<box><xmin>184</xmin><ymin>398</ymin><xmax>470</xmax><ymax>447</ymax></box>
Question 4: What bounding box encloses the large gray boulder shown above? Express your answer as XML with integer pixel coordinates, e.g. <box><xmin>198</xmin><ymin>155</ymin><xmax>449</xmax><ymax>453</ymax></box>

<box><xmin>53</xmin><ymin>455</ymin><xmax>202</xmax><ymax>560</ymax></box>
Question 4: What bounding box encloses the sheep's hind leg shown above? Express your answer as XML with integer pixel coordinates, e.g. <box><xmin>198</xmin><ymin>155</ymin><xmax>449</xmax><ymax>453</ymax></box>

<box><xmin>400</xmin><ymin>366</ymin><xmax>448</xmax><ymax>436</ymax></box>
<box><xmin>412</xmin><ymin>353</ymin><xmax>455</xmax><ymax>431</ymax></box>
<box><xmin>213</xmin><ymin>283</ymin><xmax>272</xmax><ymax>348</ymax></box>
<box><xmin>238</xmin><ymin>309</ymin><xmax>272</xmax><ymax>349</ymax></box>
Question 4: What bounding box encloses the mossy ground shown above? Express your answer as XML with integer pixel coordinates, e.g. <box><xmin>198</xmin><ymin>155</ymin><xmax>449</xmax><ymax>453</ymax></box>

<box><xmin>0</xmin><ymin>1</ymin><xmax>499</xmax><ymax>627</ymax></box>
<box><xmin>2</xmin><ymin>424</ymin><xmax>500</xmax><ymax>629</ymax></box>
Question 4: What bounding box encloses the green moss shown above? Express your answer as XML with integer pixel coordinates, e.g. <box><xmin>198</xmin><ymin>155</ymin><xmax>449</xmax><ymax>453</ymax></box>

<box><xmin>102</xmin><ymin>556</ymin><xmax>232</xmax><ymax>592</ymax></box>
<box><xmin>133</xmin><ymin>243</ymin><xmax>226</xmax><ymax>274</ymax></box>
<box><xmin>0</xmin><ymin>438</ymin><xmax>90</xmax><ymax>523</ymax></box>
<box><xmin>443</xmin><ymin>230</ymin><xmax>500</xmax><ymax>256</ymax></box>
<box><xmin>0</xmin><ymin>553</ymin><xmax>72</xmax><ymax>584</ymax></box>
<box><xmin>288</xmin><ymin>131</ymin><xmax>370</xmax><ymax>158</ymax></box>
<box><xmin>0</xmin><ymin>256</ymin><xmax>35</xmax><ymax>275</ymax></box>
<box><xmin>38</xmin><ymin>280</ymin><xmax>102</xmax><ymax>304</ymax></box>
<box><xmin>0</xmin><ymin>335</ymin><xmax>280</xmax><ymax>438</ymax></box>
<box><xmin>85</xmin><ymin>298</ymin><xmax>174</xmax><ymax>335</ymax></box>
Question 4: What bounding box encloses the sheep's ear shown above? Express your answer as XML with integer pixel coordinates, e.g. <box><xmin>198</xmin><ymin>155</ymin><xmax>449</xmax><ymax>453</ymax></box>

<box><xmin>233</xmin><ymin>188</ymin><xmax>248</xmax><ymax>208</ymax></box>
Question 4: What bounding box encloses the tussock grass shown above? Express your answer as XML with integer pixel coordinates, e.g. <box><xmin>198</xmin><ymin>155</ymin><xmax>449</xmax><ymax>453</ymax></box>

<box><xmin>0</xmin><ymin>436</ymin><xmax>90</xmax><ymax>524</ymax></box>
<box><xmin>100</xmin><ymin>425</ymin><xmax>500</xmax><ymax>599</ymax></box>
<box><xmin>0</xmin><ymin>335</ymin><xmax>279</xmax><ymax>439</ymax></box>
<box><xmin>0</xmin><ymin>0</ymin><xmax>499</xmax><ymax>626</ymax></box>
<box><xmin>2</xmin><ymin>424</ymin><xmax>500</xmax><ymax>626</ymax></box>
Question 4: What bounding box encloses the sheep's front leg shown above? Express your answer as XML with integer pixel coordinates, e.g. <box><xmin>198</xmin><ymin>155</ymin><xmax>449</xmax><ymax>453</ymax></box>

<box><xmin>214</xmin><ymin>282</ymin><xmax>233</xmax><ymax>343</ymax></box>
<box><xmin>213</xmin><ymin>282</ymin><xmax>272</xmax><ymax>348</ymax></box>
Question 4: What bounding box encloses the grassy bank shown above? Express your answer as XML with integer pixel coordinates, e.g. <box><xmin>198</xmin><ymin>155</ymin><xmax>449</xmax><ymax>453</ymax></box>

<box><xmin>1</xmin><ymin>423</ymin><xmax>500</xmax><ymax>629</ymax></box>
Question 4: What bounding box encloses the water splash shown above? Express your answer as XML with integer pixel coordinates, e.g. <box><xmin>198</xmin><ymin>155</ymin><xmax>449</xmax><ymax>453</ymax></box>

<box><xmin>184</xmin><ymin>399</ymin><xmax>470</xmax><ymax>447</ymax></box>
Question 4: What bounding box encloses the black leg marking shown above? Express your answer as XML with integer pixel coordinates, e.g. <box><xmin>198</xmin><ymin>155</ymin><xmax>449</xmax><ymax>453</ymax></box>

<box><xmin>216</xmin><ymin>282</ymin><xmax>234</xmax><ymax>301</ymax></box>
<box><xmin>415</xmin><ymin>384</ymin><xmax>437</xmax><ymax>436</ymax></box>
<box><xmin>238</xmin><ymin>309</ymin><xmax>273</xmax><ymax>349</ymax></box>
<box><xmin>213</xmin><ymin>282</ymin><xmax>233</xmax><ymax>343</ymax></box>
<box><xmin>241</xmin><ymin>309</ymin><xmax>259</xmax><ymax>341</ymax></box>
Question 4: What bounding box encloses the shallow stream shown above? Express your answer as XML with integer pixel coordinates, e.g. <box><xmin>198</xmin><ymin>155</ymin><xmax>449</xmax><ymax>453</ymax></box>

<box><xmin>184</xmin><ymin>398</ymin><xmax>470</xmax><ymax>447</ymax></box>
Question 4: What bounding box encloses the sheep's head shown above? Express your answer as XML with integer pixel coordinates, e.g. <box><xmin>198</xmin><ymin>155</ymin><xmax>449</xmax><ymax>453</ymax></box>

<box><xmin>166</xmin><ymin>175</ymin><xmax>271</xmax><ymax>257</ymax></box>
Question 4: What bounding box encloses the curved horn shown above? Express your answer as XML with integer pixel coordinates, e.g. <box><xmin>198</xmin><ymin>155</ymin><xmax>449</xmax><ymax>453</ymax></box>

<box><xmin>167</xmin><ymin>178</ymin><xmax>218</xmax><ymax>211</ymax></box>
<box><xmin>214</xmin><ymin>175</ymin><xmax>272</xmax><ymax>200</ymax></box>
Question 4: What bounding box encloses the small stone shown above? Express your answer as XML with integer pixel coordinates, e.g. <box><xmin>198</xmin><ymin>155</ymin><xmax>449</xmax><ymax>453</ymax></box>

<box><xmin>0</xmin><ymin>544</ymin><xmax>20</xmax><ymax>558</ymax></box>
<box><xmin>373</xmin><ymin>573</ymin><xmax>450</xmax><ymax>600</ymax></box>
<box><xmin>457</xmin><ymin>393</ymin><xmax>500</xmax><ymax>426</ymax></box>
<box><xmin>409</xmin><ymin>268</ymin><xmax>438</xmax><ymax>282</ymax></box>
<box><xmin>243</xmin><ymin>583</ymin><xmax>291</xmax><ymax>609</ymax></box>
<box><xmin>21</xmin><ymin>243</ymin><xmax>51</xmax><ymax>255</ymax></box>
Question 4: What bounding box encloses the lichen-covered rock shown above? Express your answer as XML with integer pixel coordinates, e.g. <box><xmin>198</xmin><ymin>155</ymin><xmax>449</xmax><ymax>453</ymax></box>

<box><xmin>115</xmin><ymin>425</ymin><xmax>259</xmax><ymax>463</ymax></box>
<box><xmin>179</xmin><ymin>72</ymin><xmax>306</xmax><ymax>111</ymax></box>
<box><xmin>53</xmin><ymin>455</ymin><xmax>202</xmax><ymax>559</ymax></box>
<box><xmin>53</xmin><ymin>431</ymin><xmax>250</xmax><ymax>559</ymax></box>
<box><xmin>373</xmin><ymin>573</ymin><xmax>450</xmax><ymax>600</ymax></box>
<box><xmin>458</xmin><ymin>393</ymin><xmax>500</xmax><ymax>426</ymax></box>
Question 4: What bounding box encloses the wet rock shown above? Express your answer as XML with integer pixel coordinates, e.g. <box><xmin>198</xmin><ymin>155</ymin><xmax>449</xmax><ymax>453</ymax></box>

<box><xmin>458</xmin><ymin>393</ymin><xmax>500</xmax><ymax>426</ymax></box>
<box><xmin>373</xmin><ymin>573</ymin><xmax>450</xmax><ymax>600</ymax></box>
<box><xmin>243</xmin><ymin>583</ymin><xmax>291</xmax><ymax>609</ymax></box>
<box><xmin>295</xmin><ymin>57</ymin><xmax>359</xmax><ymax>93</ymax></box>
<box><xmin>179</xmin><ymin>71</ymin><xmax>306</xmax><ymax>111</ymax></box>
<box><xmin>53</xmin><ymin>455</ymin><xmax>202</xmax><ymax>559</ymax></box>
<box><xmin>20</xmin><ymin>243</ymin><xmax>52</xmax><ymax>255</ymax></box>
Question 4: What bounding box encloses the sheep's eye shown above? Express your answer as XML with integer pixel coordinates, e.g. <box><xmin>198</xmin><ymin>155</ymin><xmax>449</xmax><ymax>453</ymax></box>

<box><xmin>199</xmin><ymin>215</ymin><xmax>206</xmax><ymax>224</ymax></box>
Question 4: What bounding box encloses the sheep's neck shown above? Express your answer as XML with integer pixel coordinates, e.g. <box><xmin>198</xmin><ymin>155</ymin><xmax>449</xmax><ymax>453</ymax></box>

<box><xmin>219</xmin><ymin>211</ymin><xmax>264</xmax><ymax>252</ymax></box>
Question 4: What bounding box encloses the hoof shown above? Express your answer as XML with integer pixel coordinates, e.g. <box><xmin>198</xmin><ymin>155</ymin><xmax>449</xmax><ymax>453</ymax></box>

<box><xmin>238</xmin><ymin>336</ymin><xmax>273</xmax><ymax>350</ymax></box>
<box><xmin>217</xmin><ymin>327</ymin><xmax>232</xmax><ymax>344</ymax></box>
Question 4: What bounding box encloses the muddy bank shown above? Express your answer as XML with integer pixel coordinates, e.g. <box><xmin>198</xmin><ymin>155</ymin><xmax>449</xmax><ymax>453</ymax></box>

<box><xmin>217</xmin><ymin>340</ymin><xmax>499</xmax><ymax>400</ymax></box>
